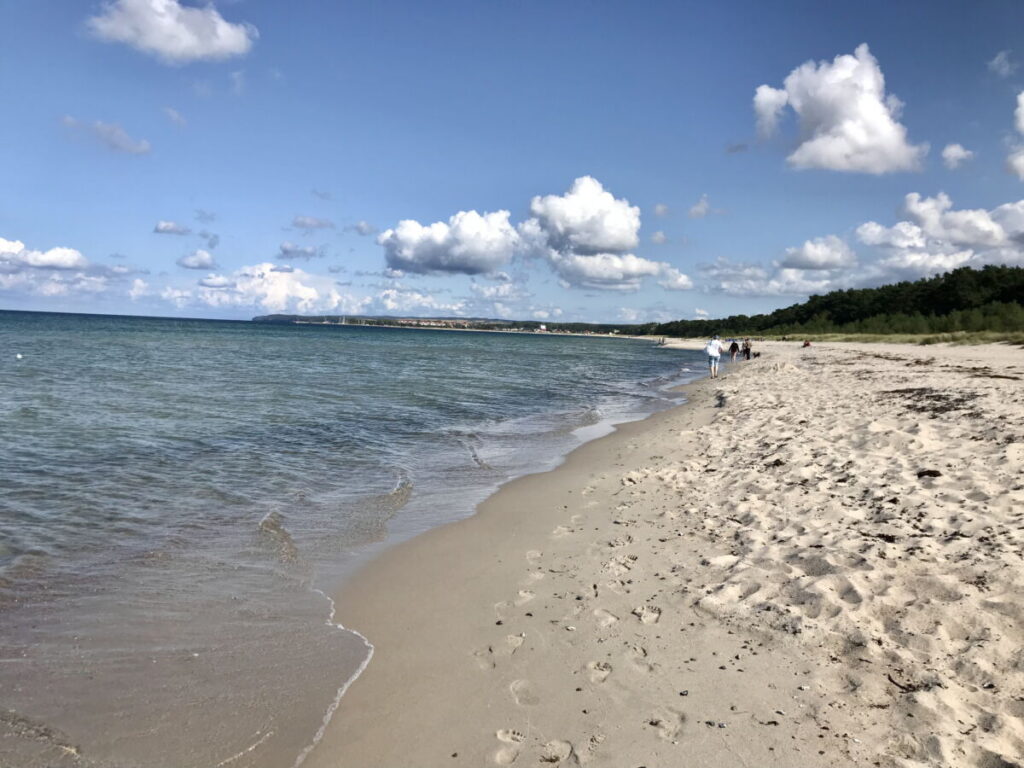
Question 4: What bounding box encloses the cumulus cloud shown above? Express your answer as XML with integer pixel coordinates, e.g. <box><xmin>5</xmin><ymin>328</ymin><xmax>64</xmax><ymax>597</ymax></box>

<box><xmin>154</xmin><ymin>220</ymin><xmax>191</xmax><ymax>235</ymax></box>
<box><xmin>702</xmin><ymin>257</ymin><xmax>836</xmax><ymax>297</ymax></box>
<box><xmin>779</xmin><ymin>235</ymin><xmax>856</xmax><ymax>270</ymax></box>
<box><xmin>377</xmin><ymin>176</ymin><xmax>693</xmax><ymax>292</ymax></box>
<box><xmin>177</xmin><ymin>249</ymin><xmax>217</xmax><ymax>269</ymax></box>
<box><xmin>162</xmin><ymin>106</ymin><xmax>186</xmax><ymax>127</ymax></box>
<box><xmin>198</xmin><ymin>274</ymin><xmax>231</xmax><ymax>288</ymax></box>
<box><xmin>753</xmin><ymin>84</ymin><xmax>790</xmax><ymax>137</ymax></box>
<box><xmin>292</xmin><ymin>215</ymin><xmax>335</xmax><ymax>233</ymax></box>
<box><xmin>279</xmin><ymin>241</ymin><xmax>321</xmax><ymax>260</ymax></box>
<box><xmin>87</xmin><ymin>0</ymin><xmax>258</xmax><ymax>64</ymax></box>
<box><xmin>653</xmin><ymin>203</ymin><xmax>669</xmax><ymax>217</ymax></box>
<box><xmin>0</xmin><ymin>237</ymin><xmax>89</xmax><ymax>270</ymax></box>
<box><xmin>855</xmin><ymin>192</ymin><xmax>1024</xmax><ymax>281</ymax></box>
<box><xmin>129</xmin><ymin>278</ymin><xmax>149</xmax><ymax>299</ymax></box>
<box><xmin>378</xmin><ymin>209</ymin><xmax>519</xmax><ymax>275</ymax></box>
<box><xmin>63</xmin><ymin>116</ymin><xmax>151</xmax><ymax>155</ymax></box>
<box><xmin>651</xmin><ymin>230</ymin><xmax>667</xmax><ymax>245</ymax></box>
<box><xmin>754</xmin><ymin>44</ymin><xmax>926</xmax><ymax>173</ymax></box>
<box><xmin>942</xmin><ymin>143</ymin><xmax>974</xmax><ymax>169</ymax></box>
<box><xmin>526</xmin><ymin>176</ymin><xmax>640</xmax><ymax>255</ymax></box>
<box><xmin>855</xmin><ymin>220</ymin><xmax>926</xmax><ymax>250</ymax></box>
<box><xmin>190</xmin><ymin>262</ymin><xmax>371</xmax><ymax>314</ymax></box>
<box><xmin>988</xmin><ymin>50</ymin><xmax>1016</xmax><ymax>78</ymax></box>
<box><xmin>694</xmin><ymin>308</ymin><xmax>709</xmax><ymax>317</ymax></box>
<box><xmin>521</xmin><ymin>177</ymin><xmax>691</xmax><ymax>292</ymax></box>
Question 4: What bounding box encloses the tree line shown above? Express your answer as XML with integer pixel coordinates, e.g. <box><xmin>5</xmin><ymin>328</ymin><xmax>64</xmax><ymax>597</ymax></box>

<box><xmin>644</xmin><ymin>265</ymin><xmax>1024</xmax><ymax>337</ymax></box>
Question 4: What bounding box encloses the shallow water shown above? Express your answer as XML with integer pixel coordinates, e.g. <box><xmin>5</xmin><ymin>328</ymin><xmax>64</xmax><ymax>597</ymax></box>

<box><xmin>0</xmin><ymin>310</ymin><xmax>703</xmax><ymax>767</ymax></box>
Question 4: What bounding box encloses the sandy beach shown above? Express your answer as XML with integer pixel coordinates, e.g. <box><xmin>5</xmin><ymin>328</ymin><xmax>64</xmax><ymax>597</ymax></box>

<box><xmin>309</xmin><ymin>339</ymin><xmax>1024</xmax><ymax>768</ymax></box>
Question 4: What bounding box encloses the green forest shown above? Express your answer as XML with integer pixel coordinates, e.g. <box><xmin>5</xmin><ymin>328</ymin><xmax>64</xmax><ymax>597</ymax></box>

<box><xmin>645</xmin><ymin>265</ymin><xmax>1024</xmax><ymax>338</ymax></box>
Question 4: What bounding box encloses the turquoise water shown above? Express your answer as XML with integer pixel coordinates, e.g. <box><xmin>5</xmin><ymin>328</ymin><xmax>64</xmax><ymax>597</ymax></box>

<box><xmin>0</xmin><ymin>310</ymin><xmax>703</xmax><ymax>767</ymax></box>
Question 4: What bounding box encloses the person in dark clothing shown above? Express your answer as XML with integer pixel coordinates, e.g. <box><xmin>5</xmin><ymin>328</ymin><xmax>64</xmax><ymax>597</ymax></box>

<box><xmin>729</xmin><ymin>340</ymin><xmax>740</xmax><ymax>361</ymax></box>
<box><xmin>742</xmin><ymin>338</ymin><xmax>752</xmax><ymax>360</ymax></box>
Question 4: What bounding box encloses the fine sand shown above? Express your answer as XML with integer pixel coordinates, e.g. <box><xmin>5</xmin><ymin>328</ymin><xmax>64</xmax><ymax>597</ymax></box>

<box><xmin>309</xmin><ymin>340</ymin><xmax>1024</xmax><ymax>768</ymax></box>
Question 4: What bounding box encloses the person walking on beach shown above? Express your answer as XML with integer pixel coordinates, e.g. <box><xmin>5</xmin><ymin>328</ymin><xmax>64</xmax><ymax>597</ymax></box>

<box><xmin>705</xmin><ymin>334</ymin><xmax>726</xmax><ymax>378</ymax></box>
<box><xmin>742</xmin><ymin>338</ymin><xmax>752</xmax><ymax>360</ymax></box>
<box><xmin>729</xmin><ymin>339</ymin><xmax>740</xmax><ymax>361</ymax></box>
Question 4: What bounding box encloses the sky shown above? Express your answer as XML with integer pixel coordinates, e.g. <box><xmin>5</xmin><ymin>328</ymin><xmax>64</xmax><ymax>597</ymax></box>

<box><xmin>3</xmin><ymin>0</ymin><xmax>1024</xmax><ymax>324</ymax></box>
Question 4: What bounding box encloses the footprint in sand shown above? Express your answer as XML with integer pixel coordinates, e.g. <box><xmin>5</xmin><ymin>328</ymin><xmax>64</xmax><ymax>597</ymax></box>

<box><xmin>648</xmin><ymin>708</ymin><xmax>686</xmax><ymax>740</ymax></box>
<box><xmin>632</xmin><ymin>605</ymin><xmax>662</xmax><ymax>624</ymax></box>
<box><xmin>510</xmin><ymin>679</ymin><xmax>540</xmax><ymax>706</ymax></box>
<box><xmin>525</xmin><ymin>550</ymin><xmax>543</xmax><ymax>564</ymax></box>
<box><xmin>628</xmin><ymin>645</ymin><xmax>655</xmax><ymax>673</ymax></box>
<box><xmin>494</xmin><ymin>728</ymin><xmax>526</xmax><ymax>763</ymax></box>
<box><xmin>587</xmin><ymin>661</ymin><xmax>613</xmax><ymax>683</ymax></box>
<box><xmin>592</xmin><ymin>608</ymin><xmax>619</xmax><ymax>627</ymax></box>
<box><xmin>551</xmin><ymin>525</ymin><xmax>573</xmax><ymax>537</ymax></box>
<box><xmin>540</xmin><ymin>740</ymin><xmax>574</xmax><ymax>764</ymax></box>
<box><xmin>473</xmin><ymin>634</ymin><xmax>525</xmax><ymax>670</ymax></box>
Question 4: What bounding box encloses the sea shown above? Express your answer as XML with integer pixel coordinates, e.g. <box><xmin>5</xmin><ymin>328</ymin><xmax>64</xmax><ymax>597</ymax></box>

<box><xmin>0</xmin><ymin>310</ymin><xmax>705</xmax><ymax>767</ymax></box>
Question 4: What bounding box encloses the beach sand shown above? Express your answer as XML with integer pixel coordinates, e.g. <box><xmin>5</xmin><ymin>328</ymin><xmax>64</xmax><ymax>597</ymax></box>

<box><xmin>309</xmin><ymin>340</ymin><xmax>1024</xmax><ymax>768</ymax></box>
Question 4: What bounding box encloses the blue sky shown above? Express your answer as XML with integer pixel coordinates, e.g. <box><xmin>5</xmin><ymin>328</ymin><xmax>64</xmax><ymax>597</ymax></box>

<box><xmin>3</xmin><ymin>0</ymin><xmax>1024</xmax><ymax>323</ymax></box>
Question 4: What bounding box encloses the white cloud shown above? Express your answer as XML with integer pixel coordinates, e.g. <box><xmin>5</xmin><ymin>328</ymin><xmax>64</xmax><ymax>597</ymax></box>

<box><xmin>694</xmin><ymin>308</ymin><xmax>709</xmax><ymax>317</ymax></box>
<box><xmin>651</xmin><ymin>230</ymin><xmax>667</xmax><ymax>245</ymax></box>
<box><xmin>378</xmin><ymin>209</ymin><xmax>519</xmax><ymax>275</ymax></box>
<box><xmin>160</xmin><ymin>286</ymin><xmax>191</xmax><ymax>307</ymax></box>
<box><xmin>292</xmin><ymin>215</ymin><xmax>335</xmax><ymax>232</ymax></box>
<box><xmin>688</xmin><ymin>194</ymin><xmax>712</xmax><ymax>219</ymax></box>
<box><xmin>191</xmin><ymin>263</ymin><xmax>371</xmax><ymax>314</ymax></box>
<box><xmin>526</xmin><ymin>176</ymin><xmax>640</xmax><ymax>255</ymax></box>
<box><xmin>902</xmin><ymin>192</ymin><xmax>1005</xmax><ymax>246</ymax></box>
<box><xmin>754</xmin><ymin>44</ymin><xmax>926</xmax><ymax>173</ymax></box>
<box><xmin>87</xmin><ymin>0</ymin><xmax>257</xmax><ymax>64</ymax></box>
<box><xmin>855</xmin><ymin>192</ymin><xmax>1024</xmax><ymax>282</ymax></box>
<box><xmin>0</xmin><ymin>237</ymin><xmax>89</xmax><ymax>270</ymax></box>
<box><xmin>346</xmin><ymin>220</ymin><xmax>377</xmax><ymax>236</ymax></box>
<box><xmin>63</xmin><ymin>116</ymin><xmax>151</xmax><ymax>155</ymax></box>
<box><xmin>754</xmin><ymin>84</ymin><xmax>790</xmax><ymax>137</ymax></box>
<box><xmin>653</xmin><ymin>203</ymin><xmax>669</xmax><ymax>217</ymax></box>
<box><xmin>198</xmin><ymin>273</ymin><xmax>231</xmax><ymax>288</ymax></box>
<box><xmin>988</xmin><ymin>50</ymin><xmax>1016</xmax><ymax>78</ymax></box>
<box><xmin>657</xmin><ymin>266</ymin><xmax>694</xmax><ymax>291</ymax></box>
<box><xmin>154</xmin><ymin>220</ymin><xmax>191</xmax><ymax>235</ymax></box>
<box><xmin>941</xmin><ymin>143</ymin><xmax>974</xmax><ymax>169</ymax></box>
<box><xmin>524</xmin><ymin>177</ymin><xmax>689</xmax><ymax>291</ymax></box>
<box><xmin>129</xmin><ymin>278</ymin><xmax>150</xmax><ymax>299</ymax></box>
<box><xmin>279</xmin><ymin>241</ymin><xmax>320</xmax><ymax>260</ymax></box>
<box><xmin>546</xmin><ymin>252</ymin><xmax>688</xmax><ymax>292</ymax></box>
<box><xmin>702</xmin><ymin>257</ymin><xmax>836</xmax><ymax>297</ymax></box>
<box><xmin>162</xmin><ymin>106</ymin><xmax>186</xmax><ymax>127</ymax></box>
<box><xmin>856</xmin><ymin>220</ymin><xmax>926</xmax><ymax>250</ymax></box>
<box><xmin>779</xmin><ymin>235</ymin><xmax>856</xmax><ymax>270</ymax></box>
<box><xmin>177</xmin><ymin>249</ymin><xmax>217</xmax><ymax>269</ymax></box>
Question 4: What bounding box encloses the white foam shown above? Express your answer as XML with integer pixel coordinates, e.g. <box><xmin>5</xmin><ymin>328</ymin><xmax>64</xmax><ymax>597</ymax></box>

<box><xmin>291</xmin><ymin>588</ymin><xmax>375</xmax><ymax>768</ymax></box>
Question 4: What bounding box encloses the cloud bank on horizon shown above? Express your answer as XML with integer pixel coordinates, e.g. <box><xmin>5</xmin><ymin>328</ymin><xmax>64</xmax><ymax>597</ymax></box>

<box><xmin>4</xmin><ymin>1</ymin><xmax>1024</xmax><ymax>323</ymax></box>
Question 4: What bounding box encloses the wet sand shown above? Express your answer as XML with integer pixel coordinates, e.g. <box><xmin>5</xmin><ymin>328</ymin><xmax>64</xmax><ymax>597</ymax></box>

<box><xmin>310</xmin><ymin>340</ymin><xmax>1024</xmax><ymax>768</ymax></box>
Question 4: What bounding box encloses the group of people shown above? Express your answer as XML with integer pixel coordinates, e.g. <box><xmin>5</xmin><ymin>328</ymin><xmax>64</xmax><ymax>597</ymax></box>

<box><xmin>704</xmin><ymin>335</ymin><xmax>753</xmax><ymax>378</ymax></box>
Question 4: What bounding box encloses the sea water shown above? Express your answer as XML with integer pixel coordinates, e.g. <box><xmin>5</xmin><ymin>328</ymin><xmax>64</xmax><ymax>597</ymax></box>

<box><xmin>0</xmin><ymin>310</ymin><xmax>704</xmax><ymax>767</ymax></box>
